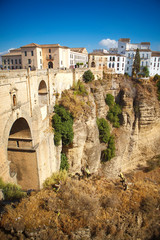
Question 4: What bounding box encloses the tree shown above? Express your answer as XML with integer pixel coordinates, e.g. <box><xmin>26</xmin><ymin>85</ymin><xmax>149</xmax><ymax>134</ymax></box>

<box><xmin>97</xmin><ymin>118</ymin><xmax>110</xmax><ymax>143</ymax></box>
<box><xmin>83</xmin><ymin>70</ymin><xmax>94</xmax><ymax>83</ymax></box>
<box><xmin>105</xmin><ymin>94</ymin><xmax>114</xmax><ymax>107</ymax></box>
<box><xmin>132</xmin><ymin>48</ymin><xmax>140</xmax><ymax>77</ymax></box>
<box><xmin>142</xmin><ymin>66</ymin><xmax>149</xmax><ymax>77</ymax></box>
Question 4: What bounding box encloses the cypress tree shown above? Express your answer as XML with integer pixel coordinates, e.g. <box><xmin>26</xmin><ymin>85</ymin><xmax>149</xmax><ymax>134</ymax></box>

<box><xmin>132</xmin><ymin>48</ymin><xmax>140</xmax><ymax>77</ymax></box>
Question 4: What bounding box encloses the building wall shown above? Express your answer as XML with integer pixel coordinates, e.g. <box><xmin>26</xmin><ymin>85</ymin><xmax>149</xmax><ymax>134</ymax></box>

<box><xmin>2</xmin><ymin>55</ymin><xmax>22</xmax><ymax>69</ymax></box>
<box><xmin>21</xmin><ymin>47</ymin><xmax>38</xmax><ymax>69</ymax></box>
<box><xmin>42</xmin><ymin>47</ymin><xmax>59</xmax><ymax>69</ymax></box>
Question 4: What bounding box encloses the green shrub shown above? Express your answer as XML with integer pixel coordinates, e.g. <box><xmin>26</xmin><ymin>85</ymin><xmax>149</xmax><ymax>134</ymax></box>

<box><xmin>101</xmin><ymin>135</ymin><xmax>115</xmax><ymax>162</ymax></box>
<box><xmin>106</xmin><ymin>94</ymin><xmax>122</xmax><ymax>128</ymax></box>
<box><xmin>72</xmin><ymin>80</ymin><xmax>88</xmax><ymax>96</ymax></box>
<box><xmin>97</xmin><ymin>118</ymin><xmax>110</xmax><ymax>143</ymax></box>
<box><xmin>105</xmin><ymin>94</ymin><xmax>114</xmax><ymax>107</ymax></box>
<box><xmin>60</xmin><ymin>153</ymin><xmax>69</xmax><ymax>171</ymax></box>
<box><xmin>153</xmin><ymin>74</ymin><xmax>160</xmax><ymax>82</ymax></box>
<box><xmin>52</xmin><ymin>105</ymin><xmax>74</xmax><ymax>146</ymax></box>
<box><xmin>2</xmin><ymin>182</ymin><xmax>26</xmax><ymax>200</ymax></box>
<box><xmin>83</xmin><ymin>70</ymin><xmax>94</xmax><ymax>83</ymax></box>
<box><xmin>43</xmin><ymin>170</ymin><xmax>68</xmax><ymax>189</ymax></box>
<box><xmin>0</xmin><ymin>177</ymin><xmax>5</xmax><ymax>189</ymax></box>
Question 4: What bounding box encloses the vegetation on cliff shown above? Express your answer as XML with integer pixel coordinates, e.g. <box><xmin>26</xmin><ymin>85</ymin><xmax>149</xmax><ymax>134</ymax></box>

<box><xmin>0</xmin><ymin>178</ymin><xmax>26</xmax><ymax>200</ymax></box>
<box><xmin>52</xmin><ymin>105</ymin><xmax>74</xmax><ymax>146</ymax></box>
<box><xmin>83</xmin><ymin>69</ymin><xmax>94</xmax><ymax>83</ymax></box>
<box><xmin>0</xmin><ymin>163</ymin><xmax>160</xmax><ymax>240</ymax></box>
<box><xmin>153</xmin><ymin>74</ymin><xmax>160</xmax><ymax>100</ymax></box>
<box><xmin>105</xmin><ymin>94</ymin><xmax>122</xmax><ymax>128</ymax></box>
<box><xmin>96</xmin><ymin>118</ymin><xmax>115</xmax><ymax>162</ymax></box>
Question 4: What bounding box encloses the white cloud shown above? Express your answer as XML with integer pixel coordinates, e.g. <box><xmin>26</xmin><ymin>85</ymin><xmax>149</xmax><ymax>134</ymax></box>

<box><xmin>99</xmin><ymin>38</ymin><xmax>118</xmax><ymax>49</ymax></box>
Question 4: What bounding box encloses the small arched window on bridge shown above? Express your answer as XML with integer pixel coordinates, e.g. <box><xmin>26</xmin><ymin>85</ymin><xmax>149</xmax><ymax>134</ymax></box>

<box><xmin>13</xmin><ymin>94</ymin><xmax>17</xmax><ymax>107</ymax></box>
<box><xmin>38</xmin><ymin>80</ymin><xmax>48</xmax><ymax>106</ymax></box>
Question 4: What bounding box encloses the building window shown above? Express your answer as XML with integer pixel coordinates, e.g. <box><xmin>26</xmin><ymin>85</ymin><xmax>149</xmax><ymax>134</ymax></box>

<box><xmin>127</xmin><ymin>61</ymin><xmax>129</xmax><ymax>64</ymax></box>
<box><xmin>15</xmin><ymin>59</ymin><xmax>17</xmax><ymax>64</ymax></box>
<box><xmin>28</xmin><ymin>59</ymin><xmax>31</xmax><ymax>64</ymax></box>
<box><xmin>117</xmin><ymin>68</ymin><xmax>119</xmax><ymax>71</ymax></box>
<box><xmin>4</xmin><ymin>59</ymin><xmax>6</xmax><ymax>64</ymax></box>
<box><xmin>127</xmin><ymin>67</ymin><xmax>129</xmax><ymax>71</ymax></box>
<box><xmin>117</xmin><ymin>57</ymin><xmax>120</xmax><ymax>61</ymax></box>
<box><xmin>112</xmin><ymin>63</ymin><xmax>114</xmax><ymax>68</ymax></box>
<box><xmin>142</xmin><ymin>54</ymin><xmax>144</xmax><ymax>58</ymax></box>
<box><xmin>158</xmin><ymin>58</ymin><xmax>160</xmax><ymax>62</ymax></box>
<box><xmin>8</xmin><ymin>59</ymin><xmax>10</xmax><ymax>64</ymax></box>
<box><xmin>146</xmin><ymin>62</ymin><xmax>148</xmax><ymax>66</ymax></box>
<box><xmin>155</xmin><ymin>58</ymin><xmax>156</xmax><ymax>62</ymax></box>
<box><xmin>16</xmin><ymin>66</ymin><xmax>18</xmax><ymax>69</ymax></box>
<box><xmin>128</xmin><ymin>53</ymin><xmax>130</xmax><ymax>58</ymax></box>
<box><xmin>40</xmin><ymin>51</ymin><xmax>41</xmax><ymax>56</ymax></box>
<box><xmin>110</xmin><ymin>57</ymin><xmax>112</xmax><ymax>61</ymax></box>
<box><xmin>40</xmin><ymin>59</ymin><xmax>42</xmax><ymax>64</ymax></box>
<box><xmin>117</xmin><ymin>63</ymin><xmax>119</xmax><ymax>67</ymax></box>
<box><xmin>49</xmin><ymin>55</ymin><xmax>51</xmax><ymax>59</ymax></box>
<box><xmin>13</xmin><ymin>94</ymin><xmax>17</xmax><ymax>106</ymax></box>
<box><xmin>122</xmin><ymin>63</ymin><xmax>124</xmax><ymax>67</ymax></box>
<box><xmin>61</xmin><ymin>61</ymin><xmax>63</xmax><ymax>65</ymax></box>
<box><xmin>19</xmin><ymin>59</ymin><xmax>21</xmax><ymax>64</ymax></box>
<box><xmin>25</xmin><ymin>51</ymin><xmax>27</xmax><ymax>56</ymax></box>
<box><xmin>11</xmin><ymin>59</ymin><xmax>13</xmax><ymax>64</ymax></box>
<box><xmin>49</xmin><ymin>49</ymin><xmax>51</xmax><ymax>53</ymax></box>
<box><xmin>154</xmin><ymin>63</ymin><xmax>156</xmax><ymax>67</ymax></box>
<box><xmin>109</xmin><ymin>63</ymin><xmax>111</xmax><ymax>68</ymax></box>
<box><xmin>158</xmin><ymin>63</ymin><xmax>159</xmax><ymax>68</ymax></box>
<box><xmin>31</xmin><ymin>51</ymin><xmax>34</xmax><ymax>56</ymax></box>
<box><xmin>113</xmin><ymin>57</ymin><xmax>115</xmax><ymax>61</ymax></box>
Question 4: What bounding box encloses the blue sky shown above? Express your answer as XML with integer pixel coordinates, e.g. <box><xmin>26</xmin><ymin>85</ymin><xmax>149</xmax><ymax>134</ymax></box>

<box><xmin>0</xmin><ymin>0</ymin><xmax>160</xmax><ymax>54</ymax></box>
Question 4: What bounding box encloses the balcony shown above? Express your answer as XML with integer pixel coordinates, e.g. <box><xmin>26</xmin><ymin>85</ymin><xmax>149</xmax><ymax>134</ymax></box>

<box><xmin>46</xmin><ymin>55</ymin><xmax>54</xmax><ymax>60</ymax></box>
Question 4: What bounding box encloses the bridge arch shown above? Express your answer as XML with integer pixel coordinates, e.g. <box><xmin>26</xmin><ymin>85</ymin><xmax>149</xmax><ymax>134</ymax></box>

<box><xmin>7</xmin><ymin>117</ymin><xmax>39</xmax><ymax>190</ymax></box>
<box><xmin>38</xmin><ymin>80</ymin><xmax>48</xmax><ymax>106</ymax></box>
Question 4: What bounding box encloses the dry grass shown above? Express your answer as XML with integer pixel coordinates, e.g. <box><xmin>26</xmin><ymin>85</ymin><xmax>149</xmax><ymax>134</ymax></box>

<box><xmin>59</xmin><ymin>89</ymin><xmax>93</xmax><ymax>119</ymax></box>
<box><xmin>0</xmin><ymin>167</ymin><xmax>160</xmax><ymax>239</ymax></box>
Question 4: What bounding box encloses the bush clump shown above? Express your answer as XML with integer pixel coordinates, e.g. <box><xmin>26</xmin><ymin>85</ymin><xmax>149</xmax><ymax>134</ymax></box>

<box><xmin>43</xmin><ymin>170</ymin><xmax>68</xmax><ymax>189</ymax></box>
<box><xmin>60</xmin><ymin>153</ymin><xmax>69</xmax><ymax>171</ymax></box>
<box><xmin>52</xmin><ymin>105</ymin><xmax>74</xmax><ymax>146</ymax></box>
<box><xmin>105</xmin><ymin>94</ymin><xmax>122</xmax><ymax>128</ymax></box>
<box><xmin>97</xmin><ymin>118</ymin><xmax>110</xmax><ymax>143</ymax></box>
<box><xmin>101</xmin><ymin>135</ymin><xmax>115</xmax><ymax>162</ymax></box>
<box><xmin>0</xmin><ymin>178</ymin><xmax>26</xmax><ymax>200</ymax></box>
<box><xmin>83</xmin><ymin>70</ymin><xmax>94</xmax><ymax>83</ymax></box>
<box><xmin>72</xmin><ymin>80</ymin><xmax>88</xmax><ymax>96</ymax></box>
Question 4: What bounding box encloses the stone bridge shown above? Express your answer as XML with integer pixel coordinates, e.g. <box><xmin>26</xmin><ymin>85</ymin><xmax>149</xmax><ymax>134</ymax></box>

<box><xmin>0</xmin><ymin>68</ymin><xmax>102</xmax><ymax>189</ymax></box>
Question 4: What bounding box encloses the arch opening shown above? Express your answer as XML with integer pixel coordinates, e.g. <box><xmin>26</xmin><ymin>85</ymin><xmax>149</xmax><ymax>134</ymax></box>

<box><xmin>38</xmin><ymin>80</ymin><xmax>48</xmax><ymax>106</ymax></box>
<box><xmin>91</xmin><ymin>61</ymin><xmax>95</xmax><ymax>67</ymax></box>
<box><xmin>7</xmin><ymin>118</ymin><xmax>39</xmax><ymax>190</ymax></box>
<box><xmin>48</xmin><ymin>61</ymin><xmax>53</xmax><ymax>69</ymax></box>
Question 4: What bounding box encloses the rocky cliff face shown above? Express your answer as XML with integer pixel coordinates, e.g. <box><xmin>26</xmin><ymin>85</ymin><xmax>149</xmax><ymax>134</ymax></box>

<box><xmin>60</xmin><ymin>75</ymin><xmax>160</xmax><ymax>177</ymax></box>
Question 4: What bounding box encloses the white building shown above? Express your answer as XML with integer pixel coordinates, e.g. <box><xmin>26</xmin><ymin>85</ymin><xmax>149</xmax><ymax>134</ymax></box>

<box><xmin>116</xmin><ymin>38</ymin><xmax>160</xmax><ymax>76</ymax></box>
<box><xmin>89</xmin><ymin>51</ymin><xmax>125</xmax><ymax>74</ymax></box>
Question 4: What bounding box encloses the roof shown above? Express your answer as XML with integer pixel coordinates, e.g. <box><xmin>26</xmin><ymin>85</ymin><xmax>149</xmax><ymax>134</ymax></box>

<box><xmin>119</xmin><ymin>38</ymin><xmax>130</xmax><ymax>43</ymax></box>
<box><xmin>10</xmin><ymin>48</ymin><xmax>21</xmax><ymax>52</ymax></box>
<box><xmin>40</xmin><ymin>44</ymin><xmax>60</xmax><ymax>48</ymax></box>
<box><xmin>21</xmin><ymin>43</ymin><xmax>41</xmax><ymax>48</ymax></box>
<box><xmin>2</xmin><ymin>52</ymin><xmax>22</xmax><ymax>57</ymax></box>
<box><xmin>89</xmin><ymin>52</ymin><xmax>125</xmax><ymax>57</ymax></box>
<box><xmin>126</xmin><ymin>49</ymin><xmax>151</xmax><ymax>52</ymax></box>
<box><xmin>70</xmin><ymin>48</ymin><xmax>87</xmax><ymax>53</ymax></box>
<box><xmin>141</xmin><ymin>42</ymin><xmax>150</xmax><ymax>45</ymax></box>
<box><xmin>152</xmin><ymin>51</ymin><xmax>160</xmax><ymax>57</ymax></box>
